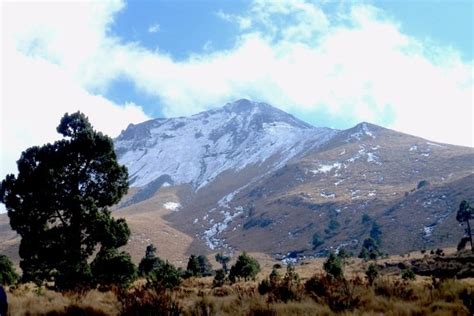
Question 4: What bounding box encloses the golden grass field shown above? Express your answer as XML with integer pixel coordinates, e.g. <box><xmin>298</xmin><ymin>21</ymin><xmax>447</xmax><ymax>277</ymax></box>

<box><xmin>4</xmin><ymin>249</ymin><xmax>474</xmax><ymax>316</ymax></box>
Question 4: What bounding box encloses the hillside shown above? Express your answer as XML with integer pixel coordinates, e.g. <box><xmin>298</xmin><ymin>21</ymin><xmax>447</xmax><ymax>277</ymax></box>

<box><xmin>1</xmin><ymin>99</ymin><xmax>473</xmax><ymax>265</ymax></box>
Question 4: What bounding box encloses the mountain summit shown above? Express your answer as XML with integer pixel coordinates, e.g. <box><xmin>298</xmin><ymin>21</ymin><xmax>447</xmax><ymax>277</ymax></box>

<box><xmin>115</xmin><ymin>99</ymin><xmax>334</xmax><ymax>190</ymax></box>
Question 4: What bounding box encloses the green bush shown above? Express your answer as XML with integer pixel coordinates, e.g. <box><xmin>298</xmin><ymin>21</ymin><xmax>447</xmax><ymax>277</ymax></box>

<box><xmin>365</xmin><ymin>263</ymin><xmax>379</xmax><ymax>285</ymax></box>
<box><xmin>0</xmin><ymin>254</ymin><xmax>18</xmax><ymax>285</ymax></box>
<box><xmin>401</xmin><ymin>267</ymin><xmax>416</xmax><ymax>281</ymax></box>
<box><xmin>186</xmin><ymin>255</ymin><xmax>201</xmax><ymax>277</ymax></box>
<box><xmin>311</xmin><ymin>233</ymin><xmax>324</xmax><ymax>250</ymax></box>
<box><xmin>138</xmin><ymin>244</ymin><xmax>164</xmax><ymax>276</ymax></box>
<box><xmin>229</xmin><ymin>252</ymin><xmax>260</xmax><ymax>282</ymax></box>
<box><xmin>91</xmin><ymin>248</ymin><xmax>137</xmax><ymax>288</ymax></box>
<box><xmin>212</xmin><ymin>268</ymin><xmax>226</xmax><ymax>288</ymax></box>
<box><xmin>323</xmin><ymin>253</ymin><xmax>344</xmax><ymax>279</ymax></box>
<box><xmin>149</xmin><ymin>261</ymin><xmax>182</xmax><ymax>289</ymax></box>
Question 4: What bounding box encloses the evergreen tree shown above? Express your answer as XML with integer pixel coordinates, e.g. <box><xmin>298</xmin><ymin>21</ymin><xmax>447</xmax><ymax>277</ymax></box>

<box><xmin>215</xmin><ymin>253</ymin><xmax>230</xmax><ymax>273</ymax></box>
<box><xmin>0</xmin><ymin>112</ymin><xmax>130</xmax><ymax>290</ymax></box>
<box><xmin>197</xmin><ymin>255</ymin><xmax>213</xmax><ymax>276</ymax></box>
<box><xmin>369</xmin><ymin>221</ymin><xmax>382</xmax><ymax>244</ymax></box>
<box><xmin>229</xmin><ymin>252</ymin><xmax>260</xmax><ymax>282</ymax></box>
<box><xmin>91</xmin><ymin>248</ymin><xmax>137</xmax><ymax>288</ymax></box>
<box><xmin>186</xmin><ymin>255</ymin><xmax>201</xmax><ymax>277</ymax></box>
<box><xmin>138</xmin><ymin>244</ymin><xmax>163</xmax><ymax>276</ymax></box>
<box><xmin>323</xmin><ymin>252</ymin><xmax>344</xmax><ymax>279</ymax></box>
<box><xmin>456</xmin><ymin>200</ymin><xmax>473</xmax><ymax>252</ymax></box>
<box><xmin>149</xmin><ymin>261</ymin><xmax>182</xmax><ymax>289</ymax></box>
<box><xmin>358</xmin><ymin>238</ymin><xmax>382</xmax><ymax>261</ymax></box>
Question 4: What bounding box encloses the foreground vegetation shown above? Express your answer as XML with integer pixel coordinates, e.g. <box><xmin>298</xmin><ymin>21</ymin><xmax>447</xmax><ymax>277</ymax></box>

<box><xmin>3</xmin><ymin>250</ymin><xmax>473</xmax><ymax>315</ymax></box>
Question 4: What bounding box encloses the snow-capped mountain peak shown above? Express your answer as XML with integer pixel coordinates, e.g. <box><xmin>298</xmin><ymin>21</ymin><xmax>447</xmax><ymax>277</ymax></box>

<box><xmin>115</xmin><ymin>99</ymin><xmax>335</xmax><ymax>190</ymax></box>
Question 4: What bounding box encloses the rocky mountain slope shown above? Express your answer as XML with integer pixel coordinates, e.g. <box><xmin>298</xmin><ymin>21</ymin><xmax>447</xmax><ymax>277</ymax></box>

<box><xmin>1</xmin><ymin>99</ymin><xmax>472</xmax><ymax>264</ymax></box>
<box><xmin>113</xmin><ymin>99</ymin><xmax>474</xmax><ymax>262</ymax></box>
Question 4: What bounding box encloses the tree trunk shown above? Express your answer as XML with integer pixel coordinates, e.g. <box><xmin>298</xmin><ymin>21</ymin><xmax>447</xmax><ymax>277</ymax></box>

<box><xmin>467</xmin><ymin>219</ymin><xmax>473</xmax><ymax>252</ymax></box>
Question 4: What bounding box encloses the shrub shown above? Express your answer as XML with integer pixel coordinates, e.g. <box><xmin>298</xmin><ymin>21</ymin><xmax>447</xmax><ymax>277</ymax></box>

<box><xmin>0</xmin><ymin>254</ymin><xmax>18</xmax><ymax>285</ymax></box>
<box><xmin>401</xmin><ymin>267</ymin><xmax>416</xmax><ymax>281</ymax></box>
<box><xmin>91</xmin><ymin>248</ymin><xmax>137</xmax><ymax>288</ymax></box>
<box><xmin>197</xmin><ymin>255</ymin><xmax>213</xmax><ymax>277</ymax></box>
<box><xmin>229</xmin><ymin>252</ymin><xmax>260</xmax><ymax>282</ymax></box>
<box><xmin>258</xmin><ymin>265</ymin><xmax>300</xmax><ymax>302</ymax></box>
<box><xmin>149</xmin><ymin>261</ymin><xmax>182</xmax><ymax>289</ymax></box>
<box><xmin>365</xmin><ymin>263</ymin><xmax>379</xmax><ymax>285</ymax></box>
<box><xmin>362</xmin><ymin>214</ymin><xmax>372</xmax><ymax>225</ymax></box>
<box><xmin>213</xmin><ymin>269</ymin><xmax>226</xmax><ymax>288</ymax></box>
<box><xmin>138</xmin><ymin>244</ymin><xmax>163</xmax><ymax>276</ymax></box>
<box><xmin>358</xmin><ymin>238</ymin><xmax>382</xmax><ymax>261</ymax></box>
<box><xmin>186</xmin><ymin>255</ymin><xmax>201</xmax><ymax>277</ymax></box>
<box><xmin>311</xmin><ymin>233</ymin><xmax>323</xmax><ymax>250</ymax></box>
<box><xmin>215</xmin><ymin>253</ymin><xmax>230</xmax><ymax>273</ymax></box>
<box><xmin>118</xmin><ymin>286</ymin><xmax>182</xmax><ymax>315</ymax></box>
<box><xmin>323</xmin><ymin>253</ymin><xmax>344</xmax><ymax>279</ymax></box>
<box><xmin>417</xmin><ymin>180</ymin><xmax>430</xmax><ymax>189</ymax></box>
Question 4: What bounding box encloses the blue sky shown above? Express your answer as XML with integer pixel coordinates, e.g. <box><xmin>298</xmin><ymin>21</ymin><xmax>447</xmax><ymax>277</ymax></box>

<box><xmin>1</xmin><ymin>0</ymin><xmax>473</xmax><ymax>180</ymax></box>
<box><xmin>103</xmin><ymin>0</ymin><xmax>473</xmax><ymax>127</ymax></box>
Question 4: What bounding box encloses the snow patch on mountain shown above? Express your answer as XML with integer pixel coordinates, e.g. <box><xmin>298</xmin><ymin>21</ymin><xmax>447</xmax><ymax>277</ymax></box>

<box><xmin>115</xmin><ymin>99</ymin><xmax>336</xmax><ymax>190</ymax></box>
<box><xmin>163</xmin><ymin>202</ymin><xmax>181</xmax><ymax>211</ymax></box>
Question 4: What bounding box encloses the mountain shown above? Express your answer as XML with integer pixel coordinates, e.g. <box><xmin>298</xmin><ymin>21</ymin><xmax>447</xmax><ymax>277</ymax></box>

<box><xmin>1</xmin><ymin>99</ymin><xmax>473</xmax><ymax>265</ymax></box>
<box><xmin>112</xmin><ymin>99</ymin><xmax>474</xmax><ymax>262</ymax></box>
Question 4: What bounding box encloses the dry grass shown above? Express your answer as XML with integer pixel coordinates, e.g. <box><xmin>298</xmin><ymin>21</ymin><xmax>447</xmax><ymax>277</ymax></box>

<box><xmin>6</xmin><ymin>264</ymin><xmax>473</xmax><ymax>315</ymax></box>
<box><xmin>7</xmin><ymin>283</ymin><xmax>121</xmax><ymax>315</ymax></box>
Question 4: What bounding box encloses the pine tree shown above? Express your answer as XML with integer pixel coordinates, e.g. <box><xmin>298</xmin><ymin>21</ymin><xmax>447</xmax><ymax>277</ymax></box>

<box><xmin>456</xmin><ymin>200</ymin><xmax>473</xmax><ymax>252</ymax></box>
<box><xmin>0</xmin><ymin>112</ymin><xmax>130</xmax><ymax>290</ymax></box>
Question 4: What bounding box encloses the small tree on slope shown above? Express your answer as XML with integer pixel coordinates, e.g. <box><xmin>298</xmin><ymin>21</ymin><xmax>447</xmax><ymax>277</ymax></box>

<box><xmin>456</xmin><ymin>200</ymin><xmax>473</xmax><ymax>252</ymax></box>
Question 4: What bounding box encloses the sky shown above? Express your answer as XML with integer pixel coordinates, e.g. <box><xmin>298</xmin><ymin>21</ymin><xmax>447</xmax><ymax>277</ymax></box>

<box><xmin>1</xmin><ymin>0</ymin><xmax>473</xmax><ymax>182</ymax></box>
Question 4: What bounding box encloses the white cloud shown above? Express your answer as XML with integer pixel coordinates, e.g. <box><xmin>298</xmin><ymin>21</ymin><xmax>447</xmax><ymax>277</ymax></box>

<box><xmin>1</xmin><ymin>1</ymin><xmax>149</xmax><ymax>179</ymax></box>
<box><xmin>106</xmin><ymin>3</ymin><xmax>472</xmax><ymax>147</ymax></box>
<box><xmin>148</xmin><ymin>24</ymin><xmax>160</xmax><ymax>33</ymax></box>
<box><xmin>2</xmin><ymin>0</ymin><xmax>473</xmax><ymax>185</ymax></box>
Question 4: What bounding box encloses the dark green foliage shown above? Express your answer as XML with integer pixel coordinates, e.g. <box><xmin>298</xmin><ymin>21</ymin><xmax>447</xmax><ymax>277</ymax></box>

<box><xmin>456</xmin><ymin>200</ymin><xmax>473</xmax><ymax>251</ymax></box>
<box><xmin>323</xmin><ymin>253</ymin><xmax>344</xmax><ymax>279</ymax></box>
<box><xmin>0</xmin><ymin>254</ymin><xmax>18</xmax><ymax>285</ymax></box>
<box><xmin>149</xmin><ymin>261</ymin><xmax>181</xmax><ymax>289</ymax></box>
<box><xmin>457</xmin><ymin>237</ymin><xmax>470</xmax><ymax>251</ymax></box>
<box><xmin>311</xmin><ymin>233</ymin><xmax>323</xmax><ymax>250</ymax></box>
<box><xmin>258</xmin><ymin>278</ymin><xmax>272</xmax><ymax>295</ymax></box>
<box><xmin>417</xmin><ymin>180</ymin><xmax>430</xmax><ymax>189</ymax></box>
<box><xmin>258</xmin><ymin>265</ymin><xmax>300</xmax><ymax>302</ymax></box>
<box><xmin>197</xmin><ymin>255</ymin><xmax>213</xmax><ymax>276</ymax></box>
<box><xmin>91</xmin><ymin>248</ymin><xmax>137</xmax><ymax>288</ymax></box>
<box><xmin>229</xmin><ymin>252</ymin><xmax>261</xmax><ymax>282</ymax></box>
<box><xmin>215</xmin><ymin>253</ymin><xmax>230</xmax><ymax>273</ymax></box>
<box><xmin>369</xmin><ymin>221</ymin><xmax>382</xmax><ymax>244</ymax></box>
<box><xmin>328</xmin><ymin>218</ymin><xmax>340</xmax><ymax>231</ymax></box>
<box><xmin>365</xmin><ymin>263</ymin><xmax>379</xmax><ymax>285</ymax></box>
<box><xmin>138</xmin><ymin>244</ymin><xmax>164</xmax><ymax>276</ymax></box>
<box><xmin>186</xmin><ymin>255</ymin><xmax>201</xmax><ymax>277</ymax></box>
<box><xmin>361</xmin><ymin>214</ymin><xmax>371</xmax><ymax>225</ymax></box>
<box><xmin>358</xmin><ymin>238</ymin><xmax>382</xmax><ymax>261</ymax></box>
<box><xmin>401</xmin><ymin>267</ymin><xmax>416</xmax><ymax>281</ymax></box>
<box><xmin>337</xmin><ymin>249</ymin><xmax>351</xmax><ymax>264</ymax></box>
<box><xmin>213</xmin><ymin>269</ymin><xmax>226</xmax><ymax>287</ymax></box>
<box><xmin>0</xmin><ymin>112</ymin><xmax>130</xmax><ymax>290</ymax></box>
